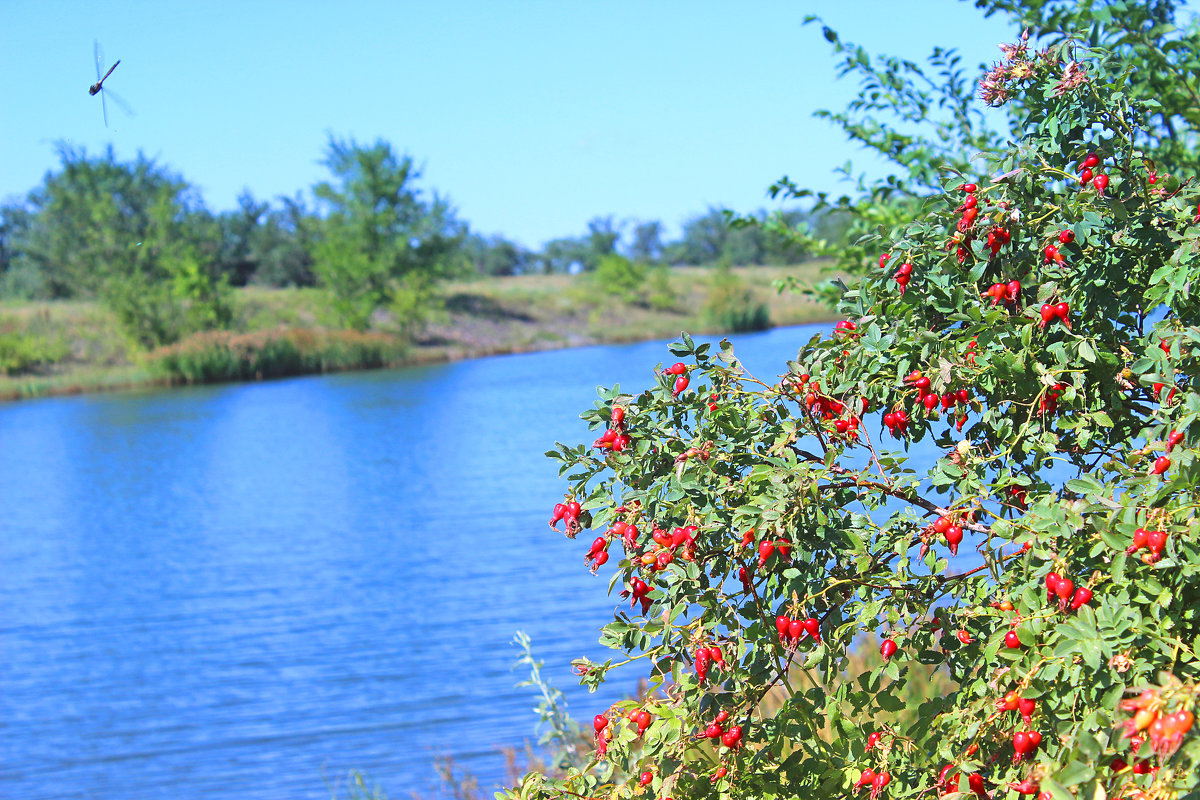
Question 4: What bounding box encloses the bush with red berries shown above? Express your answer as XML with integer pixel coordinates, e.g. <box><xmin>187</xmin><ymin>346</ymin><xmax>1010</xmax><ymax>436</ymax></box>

<box><xmin>505</xmin><ymin>15</ymin><xmax>1199</xmax><ymax>800</ymax></box>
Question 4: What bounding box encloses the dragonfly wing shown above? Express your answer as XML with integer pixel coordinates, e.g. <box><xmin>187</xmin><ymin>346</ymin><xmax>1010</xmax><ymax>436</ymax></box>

<box><xmin>106</xmin><ymin>88</ymin><xmax>134</xmax><ymax>117</ymax></box>
<box><xmin>101</xmin><ymin>88</ymin><xmax>109</xmax><ymax>127</ymax></box>
<box><xmin>95</xmin><ymin>40</ymin><xmax>104</xmax><ymax>81</ymax></box>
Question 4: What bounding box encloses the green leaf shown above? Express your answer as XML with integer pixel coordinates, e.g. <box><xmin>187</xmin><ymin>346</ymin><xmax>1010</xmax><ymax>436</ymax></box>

<box><xmin>1054</xmin><ymin>760</ymin><xmax>1096</xmax><ymax>786</ymax></box>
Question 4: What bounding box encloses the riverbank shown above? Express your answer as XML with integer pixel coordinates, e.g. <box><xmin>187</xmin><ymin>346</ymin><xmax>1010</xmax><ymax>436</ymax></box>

<box><xmin>0</xmin><ymin>263</ymin><xmax>839</xmax><ymax>402</ymax></box>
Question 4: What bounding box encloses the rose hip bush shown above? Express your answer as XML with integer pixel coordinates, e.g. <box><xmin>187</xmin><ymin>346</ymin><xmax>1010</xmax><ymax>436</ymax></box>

<box><xmin>503</xmin><ymin>29</ymin><xmax>1200</xmax><ymax>800</ymax></box>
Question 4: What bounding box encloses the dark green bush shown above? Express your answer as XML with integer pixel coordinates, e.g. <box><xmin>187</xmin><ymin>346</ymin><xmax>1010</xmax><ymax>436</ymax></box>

<box><xmin>148</xmin><ymin>328</ymin><xmax>405</xmax><ymax>384</ymax></box>
<box><xmin>0</xmin><ymin>317</ymin><xmax>69</xmax><ymax>375</ymax></box>
<box><xmin>703</xmin><ymin>265</ymin><xmax>769</xmax><ymax>332</ymax></box>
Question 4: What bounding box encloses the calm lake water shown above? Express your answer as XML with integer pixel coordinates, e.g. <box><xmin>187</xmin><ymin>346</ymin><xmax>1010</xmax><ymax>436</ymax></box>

<box><xmin>0</xmin><ymin>325</ymin><xmax>831</xmax><ymax>800</ymax></box>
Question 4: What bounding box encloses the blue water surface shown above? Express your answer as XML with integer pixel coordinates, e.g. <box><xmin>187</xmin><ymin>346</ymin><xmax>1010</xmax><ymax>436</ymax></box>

<box><xmin>0</xmin><ymin>325</ymin><xmax>833</xmax><ymax>800</ymax></box>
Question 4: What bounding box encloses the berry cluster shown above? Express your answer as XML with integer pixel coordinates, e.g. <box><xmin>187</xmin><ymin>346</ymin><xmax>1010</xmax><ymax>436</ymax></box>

<box><xmin>626</xmin><ymin>706</ymin><xmax>653</xmax><ymax>737</ymax></box>
<box><xmin>1126</xmin><ymin>526</ymin><xmax>1169</xmax><ymax>562</ymax></box>
<box><xmin>985</xmin><ymin>224</ymin><xmax>1011</xmax><ymax>257</ymax></box>
<box><xmin>996</xmin><ymin>691</ymin><xmax>1038</xmax><ymax>725</ymax></box>
<box><xmin>643</xmin><ymin>524</ymin><xmax>698</xmax><ymax>567</ymax></box>
<box><xmin>549</xmin><ymin>500</ymin><xmax>582</xmax><ymax>533</ymax></box>
<box><xmin>1045</xmin><ymin>572</ymin><xmax>1093</xmax><ymax>611</ymax></box>
<box><xmin>983</xmin><ymin>279</ymin><xmax>1021</xmax><ymax>306</ymax></box>
<box><xmin>694</xmin><ymin>642</ymin><xmax>726</xmax><ymax>682</ymax></box>
<box><xmin>835</xmin><ymin>319</ymin><xmax>860</xmax><ymax>337</ymax></box>
<box><xmin>903</xmin><ymin>370</ymin><xmax>973</xmax><ymax>430</ymax></box>
<box><xmin>1039</xmin><ymin>382</ymin><xmax>1067</xmax><ymax>415</ymax></box>
<box><xmin>756</xmin><ymin>537</ymin><xmax>792</xmax><ymax>567</ymax></box>
<box><xmin>1076</xmin><ymin>151</ymin><xmax>1109</xmax><ymax>194</ymax></box>
<box><xmin>1120</xmin><ymin>687</ymin><xmax>1195</xmax><ymax>760</ymax></box>
<box><xmin>932</xmin><ymin>514</ymin><xmax>965</xmax><ymax>555</ymax></box>
<box><xmin>664</xmin><ymin>361</ymin><xmax>689</xmax><ymax>397</ymax></box>
<box><xmin>1011</xmin><ymin>729</ymin><xmax>1042</xmax><ymax>763</ymax></box>
<box><xmin>1037</xmin><ymin>302</ymin><xmax>1071</xmax><ymax>329</ymax></box>
<box><xmin>853</xmin><ymin>768</ymin><xmax>892</xmax><ymax>799</ymax></box>
<box><xmin>882</xmin><ymin>408</ymin><xmax>911</xmax><ymax>438</ymax></box>
<box><xmin>701</xmin><ymin>709</ymin><xmax>744</xmax><ymax>749</ymax></box>
<box><xmin>593</xmin><ymin>405</ymin><xmax>631</xmax><ymax>451</ymax></box>
<box><xmin>774</xmin><ymin>614</ymin><xmax>821</xmax><ymax>645</ymax></box>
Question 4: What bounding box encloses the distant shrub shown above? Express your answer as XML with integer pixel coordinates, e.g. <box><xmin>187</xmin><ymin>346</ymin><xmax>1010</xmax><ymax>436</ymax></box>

<box><xmin>703</xmin><ymin>264</ymin><xmax>769</xmax><ymax>331</ymax></box>
<box><xmin>644</xmin><ymin>265</ymin><xmax>678</xmax><ymax>312</ymax></box>
<box><xmin>102</xmin><ymin>273</ymin><xmax>187</xmax><ymax>351</ymax></box>
<box><xmin>101</xmin><ymin>261</ymin><xmax>234</xmax><ymax>352</ymax></box>
<box><xmin>591</xmin><ymin>254</ymin><xmax>648</xmax><ymax>305</ymax></box>
<box><xmin>0</xmin><ymin>317</ymin><xmax>69</xmax><ymax>375</ymax></box>
<box><xmin>0</xmin><ymin>261</ymin><xmax>48</xmax><ymax>300</ymax></box>
<box><xmin>148</xmin><ymin>328</ymin><xmax>405</xmax><ymax>384</ymax></box>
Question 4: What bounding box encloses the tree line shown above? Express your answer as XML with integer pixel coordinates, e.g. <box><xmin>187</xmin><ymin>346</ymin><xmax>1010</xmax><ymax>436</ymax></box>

<box><xmin>0</xmin><ymin>139</ymin><xmax>846</xmax><ymax>346</ymax></box>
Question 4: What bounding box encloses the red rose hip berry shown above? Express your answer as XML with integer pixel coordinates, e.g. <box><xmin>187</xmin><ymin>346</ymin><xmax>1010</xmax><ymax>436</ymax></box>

<box><xmin>880</xmin><ymin>638</ymin><xmax>898</xmax><ymax>660</ymax></box>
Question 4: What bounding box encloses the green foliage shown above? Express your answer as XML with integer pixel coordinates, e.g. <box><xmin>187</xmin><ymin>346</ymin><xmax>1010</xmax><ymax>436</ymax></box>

<box><xmin>198</xmin><ymin>190</ymin><xmax>317</xmax><ymax>289</ymax></box>
<box><xmin>758</xmin><ymin>633</ymin><xmax>958</xmax><ymax>744</ymax></box>
<box><xmin>644</xmin><ymin>266</ymin><xmax>679</xmax><ymax>312</ymax></box>
<box><xmin>508</xmin><ymin>13</ymin><xmax>1200</xmax><ymax>800</ymax></box>
<box><xmin>0</xmin><ymin>145</ymin><xmax>231</xmax><ymax>348</ymax></box>
<box><xmin>101</xmin><ymin>271</ymin><xmax>184</xmax><ymax>351</ymax></box>
<box><xmin>703</xmin><ymin>265</ymin><xmax>769</xmax><ymax>332</ymax></box>
<box><xmin>586</xmin><ymin>256</ymin><xmax>680</xmax><ymax>313</ymax></box>
<box><xmin>771</xmin><ymin>2</ymin><xmax>1199</xmax><ymax>301</ymax></box>
<box><xmin>0</xmin><ymin>316</ymin><xmax>68</xmax><ymax>375</ymax></box>
<box><xmin>592</xmin><ymin>255</ymin><xmax>650</xmax><ymax>305</ymax></box>
<box><xmin>311</xmin><ymin>137</ymin><xmax>464</xmax><ymax>331</ymax></box>
<box><xmin>974</xmin><ymin>0</ymin><xmax>1200</xmax><ymax>172</ymax></box>
<box><xmin>535</xmin><ymin>217</ymin><xmax>625</xmax><ymax>275</ymax></box>
<box><xmin>148</xmin><ymin>328</ymin><xmax>404</xmax><ymax>384</ymax></box>
<box><xmin>250</xmin><ymin>195</ymin><xmax>319</xmax><ymax>287</ymax></box>
<box><xmin>629</xmin><ymin>221</ymin><xmax>666</xmax><ymax>264</ymax></box>
<box><xmin>666</xmin><ymin>208</ymin><xmax>813</xmax><ymax>267</ymax></box>
<box><xmin>464</xmin><ymin>233</ymin><xmax>534</xmax><ymax>276</ymax></box>
<box><xmin>587</xmin><ymin>217</ymin><xmax>621</xmax><ymax>266</ymax></box>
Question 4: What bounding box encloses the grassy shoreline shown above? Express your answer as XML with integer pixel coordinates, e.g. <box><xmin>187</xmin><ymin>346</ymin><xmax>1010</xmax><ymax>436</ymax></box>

<box><xmin>0</xmin><ymin>263</ymin><xmax>839</xmax><ymax>403</ymax></box>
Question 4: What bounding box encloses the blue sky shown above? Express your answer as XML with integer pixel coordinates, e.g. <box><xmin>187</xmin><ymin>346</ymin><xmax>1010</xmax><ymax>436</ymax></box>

<box><xmin>1</xmin><ymin>2</ymin><xmax>1057</xmax><ymax>248</ymax></box>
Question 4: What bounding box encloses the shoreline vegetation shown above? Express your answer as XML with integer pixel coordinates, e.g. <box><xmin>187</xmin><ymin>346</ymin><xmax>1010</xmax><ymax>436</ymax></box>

<box><xmin>0</xmin><ymin>262</ymin><xmax>837</xmax><ymax>403</ymax></box>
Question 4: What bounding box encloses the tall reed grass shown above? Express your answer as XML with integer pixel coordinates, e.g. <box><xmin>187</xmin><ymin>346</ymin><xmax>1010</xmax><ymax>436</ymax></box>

<box><xmin>148</xmin><ymin>328</ymin><xmax>407</xmax><ymax>384</ymax></box>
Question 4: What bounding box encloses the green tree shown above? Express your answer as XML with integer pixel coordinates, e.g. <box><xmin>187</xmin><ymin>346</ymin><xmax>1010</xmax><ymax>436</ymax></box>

<box><xmin>252</xmin><ymin>193</ymin><xmax>318</xmax><ymax>288</ymax></box>
<box><xmin>670</xmin><ymin>208</ymin><xmax>814</xmax><ymax>267</ymax></box>
<box><xmin>464</xmin><ymin>233</ymin><xmax>533</xmax><ymax>276</ymax></box>
<box><xmin>204</xmin><ymin>191</ymin><xmax>321</xmax><ymax>288</ymax></box>
<box><xmin>536</xmin><ymin>218</ymin><xmax>627</xmax><ymax>274</ymax></box>
<box><xmin>976</xmin><ymin>0</ymin><xmax>1200</xmax><ymax>170</ymax></box>
<box><xmin>667</xmin><ymin>207</ymin><xmax>729</xmax><ymax>266</ymax></box>
<box><xmin>628</xmin><ymin>220</ymin><xmax>666</xmax><ymax>264</ymax></box>
<box><xmin>538</xmin><ymin>236</ymin><xmax>592</xmax><ymax>274</ymax></box>
<box><xmin>586</xmin><ymin>216</ymin><xmax>621</xmax><ymax>267</ymax></box>
<box><xmin>1</xmin><ymin>145</ymin><xmax>230</xmax><ymax>347</ymax></box>
<box><xmin>311</xmin><ymin>137</ymin><xmax>463</xmax><ymax>331</ymax></box>
<box><xmin>0</xmin><ymin>202</ymin><xmax>37</xmax><ymax>298</ymax></box>
<box><xmin>207</xmin><ymin>190</ymin><xmax>270</xmax><ymax>287</ymax></box>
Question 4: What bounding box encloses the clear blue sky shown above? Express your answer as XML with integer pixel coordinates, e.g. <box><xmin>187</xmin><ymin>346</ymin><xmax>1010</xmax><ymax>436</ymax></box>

<box><xmin>1</xmin><ymin>2</ymin><xmax>1052</xmax><ymax>248</ymax></box>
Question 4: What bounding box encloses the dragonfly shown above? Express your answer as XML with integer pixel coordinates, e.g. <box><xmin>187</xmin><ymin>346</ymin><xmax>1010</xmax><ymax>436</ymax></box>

<box><xmin>89</xmin><ymin>41</ymin><xmax>132</xmax><ymax>127</ymax></box>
